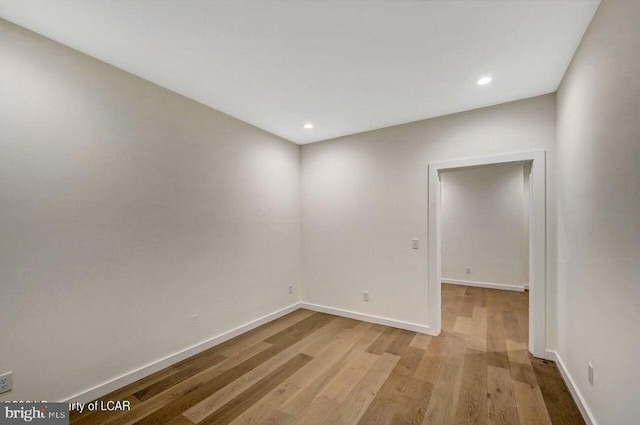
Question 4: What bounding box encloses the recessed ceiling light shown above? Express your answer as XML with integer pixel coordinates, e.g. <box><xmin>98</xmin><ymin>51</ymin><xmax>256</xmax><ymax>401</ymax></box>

<box><xmin>477</xmin><ymin>76</ymin><xmax>493</xmax><ymax>86</ymax></box>
<box><xmin>303</xmin><ymin>123</ymin><xmax>314</xmax><ymax>129</ymax></box>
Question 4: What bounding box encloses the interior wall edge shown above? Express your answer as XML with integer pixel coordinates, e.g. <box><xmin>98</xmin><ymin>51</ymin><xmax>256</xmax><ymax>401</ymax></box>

<box><xmin>545</xmin><ymin>350</ymin><xmax>598</xmax><ymax>425</ymax></box>
<box><xmin>61</xmin><ymin>302</ymin><xmax>303</xmax><ymax>404</ymax></box>
<box><xmin>298</xmin><ymin>302</ymin><xmax>433</xmax><ymax>335</ymax></box>
<box><xmin>441</xmin><ymin>278</ymin><xmax>525</xmax><ymax>292</ymax></box>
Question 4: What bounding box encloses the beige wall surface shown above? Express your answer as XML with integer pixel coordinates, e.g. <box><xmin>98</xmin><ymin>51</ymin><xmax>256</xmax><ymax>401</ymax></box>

<box><xmin>301</xmin><ymin>94</ymin><xmax>557</xmax><ymax>341</ymax></box>
<box><xmin>8</xmin><ymin>2</ymin><xmax>627</xmax><ymax>406</ymax></box>
<box><xmin>441</xmin><ymin>164</ymin><xmax>528</xmax><ymax>287</ymax></box>
<box><xmin>0</xmin><ymin>19</ymin><xmax>301</xmax><ymax>401</ymax></box>
<box><xmin>556</xmin><ymin>0</ymin><xmax>640</xmax><ymax>423</ymax></box>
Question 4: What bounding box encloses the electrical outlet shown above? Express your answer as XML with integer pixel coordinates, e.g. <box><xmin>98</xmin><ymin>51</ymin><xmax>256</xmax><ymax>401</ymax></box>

<box><xmin>0</xmin><ymin>371</ymin><xmax>13</xmax><ymax>394</ymax></box>
<box><xmin>288</xmin><ymin>284</ymin><xmax>293</xmax><ymax>294</ymax></box>
<box><xmin>190</xmin><ymin>313</ymin><xmax>200</xmax><ymax>328</ymax></box>
<box><xmin>363</xmin><ymin>291</ymin><xmax>369</xmax><ymax>302</ymax></box>
<box><xmin>466</xmin><ymin>267</ymin><xmax>471</xmax><ymax>274</ymax></box>
<box><xmin>588</xmin><ymin>362</ymin><xmax>594</xmax><ymax>385</ymax></box>
<box><xmin>411</xmin><ymin>239</ymin><xmax>419</xmax><ymax>249</ymax></box>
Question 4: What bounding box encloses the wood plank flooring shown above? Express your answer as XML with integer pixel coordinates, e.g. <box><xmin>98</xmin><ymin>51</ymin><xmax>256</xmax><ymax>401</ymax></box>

<box><xmin>70</xmin><ymin>285</ymin><xmax>584</xmax><ymax>425</ymax></box>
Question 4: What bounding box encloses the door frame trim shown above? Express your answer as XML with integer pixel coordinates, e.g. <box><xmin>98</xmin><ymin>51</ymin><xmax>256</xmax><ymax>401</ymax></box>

<box><xmin>428</xmin><ymin>150</ymin><xmax>547</xmax><ymax>357</ymax></box>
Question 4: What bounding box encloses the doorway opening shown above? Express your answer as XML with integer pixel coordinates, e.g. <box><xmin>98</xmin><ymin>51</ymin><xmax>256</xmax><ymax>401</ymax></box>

<box><xmin>440</xmin><ymin>163</ymin><xmax>531</xmax><ymax>361</ymax></box>
<box><xmin>428</xmin><ymin>151</ymin><xmax>546</xmax><ymax>358</ymax></box>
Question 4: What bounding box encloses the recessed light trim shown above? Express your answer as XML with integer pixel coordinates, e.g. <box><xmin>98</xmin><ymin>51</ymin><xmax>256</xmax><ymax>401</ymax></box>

<box><xmin>303</xmin><ymin>123</ymin><xmax>314</xmax><ymax>129</ymax></box>
<box><xmin>477</xmin><ymin>76</ymin><xmax>493</xmax><ymax>86</ymax></box>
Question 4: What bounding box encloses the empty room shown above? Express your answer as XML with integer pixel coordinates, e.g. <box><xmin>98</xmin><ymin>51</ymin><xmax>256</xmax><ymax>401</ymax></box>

<box><xmin>0</xmin><ymin>1</ymin><xmax>638</xmax><ymax>424</ymax></box>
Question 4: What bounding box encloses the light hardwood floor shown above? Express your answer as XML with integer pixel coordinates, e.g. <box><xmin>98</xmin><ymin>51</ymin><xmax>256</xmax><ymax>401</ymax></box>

<box><xmin>71</xmin><ymin>284</ymin><xmax>584</xmax><ymax>425</ymax></box>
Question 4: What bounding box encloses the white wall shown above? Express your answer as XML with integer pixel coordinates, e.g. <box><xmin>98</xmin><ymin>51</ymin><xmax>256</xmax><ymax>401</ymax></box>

<box><xmin>301</xmin><ymin>94</ymin><xmax>556</xmax><ymax>339</ymax></box>
<box><xmin>441</xmin><ymin>164</ymin><xmax>528</xmax><ymax>288</ymax></box>
<box><xmin>0</xmin><ymin>19</ymin><xmax>300</xmax><ymax>402</ymax></box>
<box><xmin>556</xmin><ymin>0</ymin><xmax>640</xmax><ymax>423</ymax></box>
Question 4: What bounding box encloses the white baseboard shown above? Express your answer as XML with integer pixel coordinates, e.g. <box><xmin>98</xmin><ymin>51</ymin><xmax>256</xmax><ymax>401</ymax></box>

<box><xmin>442</xmin><ymin>278</ymin><xmax>525</xmax><ymax>292</ymax></box>
<box><xmin>298</xmin><ymin>302</ymin><xmax>433</xmax><ymax>335</ymax></box>
<box><xmin>545</xmin><ymin>350</ymin><xmax>597</xmax><ymax>425</ymax></box>
<box><xmin>523</xmin><ymin>284</ymin><xmax>529</xmax><ymax>290</ymax></box>
<box><xmin>537</xmin><ymin>349</ymin><xmax>556</xmax><ymax>362</ymax></box>
<box><xmin>62</xmin><ymin>302</ymin><xmax>302</xmax><ymax>404</ymax></box>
